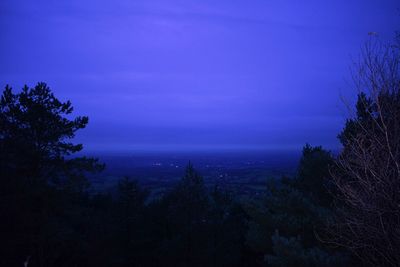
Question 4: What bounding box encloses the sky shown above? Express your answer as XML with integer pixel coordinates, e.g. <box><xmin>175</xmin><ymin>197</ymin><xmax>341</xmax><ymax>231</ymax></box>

<box><xmin>1</xmin><ymin>0</ymin><xmax>399</xmax><ymax>152</ymax></box>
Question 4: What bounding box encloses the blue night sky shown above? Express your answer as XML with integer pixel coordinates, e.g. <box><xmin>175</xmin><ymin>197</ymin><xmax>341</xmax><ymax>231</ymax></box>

<box><xmin>1</xmin><ymin>0</ymin><xmax>399</xmax><ymax>152</ymax></box>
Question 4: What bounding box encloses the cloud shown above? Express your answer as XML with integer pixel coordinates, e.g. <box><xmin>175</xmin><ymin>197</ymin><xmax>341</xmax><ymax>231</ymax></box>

<box><xmin>1</xmin><ymin>0</ymin><xmax>399</xmax><ymax>150</ymax></box>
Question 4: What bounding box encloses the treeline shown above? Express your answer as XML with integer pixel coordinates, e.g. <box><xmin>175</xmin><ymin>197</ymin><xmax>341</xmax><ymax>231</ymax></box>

<box><xmin>0</xmin><ymin>84</ymin><xmax>347</xmax><ymax>267</ymax></box>
<box><xmin>0</xmin><ymin>82</ymin><xmax>345</xmax><ymax>266</ymax></box>
<box><xmin>1</xmin><ymin>35</ymin><xmax>399</xmax><ymax>267</ymax></box>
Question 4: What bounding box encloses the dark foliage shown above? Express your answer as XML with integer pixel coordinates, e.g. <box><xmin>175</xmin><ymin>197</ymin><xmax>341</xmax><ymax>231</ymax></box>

<box><xmin>0</xmin><ymin>84</ymin><xmax>251</xmax><ymax>266</ymax></box>
<box><xmin>0</xmin><ymin>83</ymin><xmax>103</xmax><ymax>266</ymax></box>
<box><xmin>4</xmin><ymin>81</ymin><xmax>395</xmax><ymax>267</ymax></box>
<box><xmin>0</xmin><ymin>82</ymin><xmax>103</xmax><ymax>192</ymax></box>
<box><xmin>246</xmin><ymin>145</ymin><xmax>350</xmax><ymax>267</ymax></box>
<box><xmin>329</xmin><ymin>35</ymin><xmax>400</xmax><ymax>266</ymax></box>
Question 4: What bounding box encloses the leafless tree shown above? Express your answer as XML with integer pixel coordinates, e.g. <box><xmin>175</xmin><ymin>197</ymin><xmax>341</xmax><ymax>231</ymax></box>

<box><xmin>328</xmin><ymin>33</ymin><xmax>400</xmax><ymax>266</ymax></box>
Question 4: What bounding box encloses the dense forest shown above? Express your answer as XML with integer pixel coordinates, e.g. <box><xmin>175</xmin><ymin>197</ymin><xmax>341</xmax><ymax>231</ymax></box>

<box><xmin>1</xmin><ymin>36</ymin><xmax>399</xmax><ymax>267</ymax></box>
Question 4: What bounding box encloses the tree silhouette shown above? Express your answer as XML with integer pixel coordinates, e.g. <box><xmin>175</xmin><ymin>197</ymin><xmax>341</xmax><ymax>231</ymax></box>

<box><xmin>0</xmin><ymin>82</ymin><xmax>103</xmax><ymax>266</ymax></box>
<box><xmin>0</xmin><ymin>82</ymin><xmax>103</xmax><ymax>192</ymax></box>
<box><xmin>246</xmin><ymin>145</ymin><xmax>348</xmax><ymax>267</ymax></box>
<box><xmin>329</xmin><ymin>34</ymin><xmax>400</xmax><ymax>266</ymax></box>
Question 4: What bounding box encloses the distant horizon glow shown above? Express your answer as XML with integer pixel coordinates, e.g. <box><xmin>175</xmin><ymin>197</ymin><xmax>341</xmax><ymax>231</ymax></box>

<box><xmin>1</xmin><ymin>0</ymin><xmax>399</xmax><ymax>152</ymax></box>
<box><xmin>79</xmin><ymin>143</ymin><xmax>313</xmax><ymax>154</ymax></box>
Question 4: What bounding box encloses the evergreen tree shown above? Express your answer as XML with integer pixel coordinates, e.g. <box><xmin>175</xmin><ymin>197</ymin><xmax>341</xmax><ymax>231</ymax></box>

<box><xmin>0</xmin><ymin>83</ymin><xmax>103</xmax><ymax>266</ymax></box>
<box><xmin>159</xmin><ymin>162</ymin><xmax>209</xmax><ymax>266</ymax></box>
<box><xmin>246</xmin><ymin>145</ymin><xmax>348</xmax><ymax>267</ymax></box>
<box><xmin>0</xmin><ymin>82</ymin><xmax>103</xmax><ymax>192</ymax></box>
<box><xmin>114</xmin><ymin>177</ymin><xmax>148</xmax><ymax>266</ymax></box>
<box><xmin>294</xmin><ymin>144</ymin><xmax>334</xmax><ymax>207</ymax></box>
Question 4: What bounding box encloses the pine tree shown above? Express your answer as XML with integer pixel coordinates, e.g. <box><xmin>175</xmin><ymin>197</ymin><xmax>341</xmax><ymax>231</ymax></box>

<box><xmin>0</xmin><ymin>83</ymin><xmax>103</xmax><ymax>266</ymax></box>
